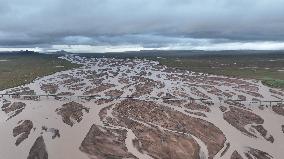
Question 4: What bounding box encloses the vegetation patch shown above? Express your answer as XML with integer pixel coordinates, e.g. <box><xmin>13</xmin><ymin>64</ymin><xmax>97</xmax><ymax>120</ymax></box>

<box><xmin>262</xmin><ymin>79</ymin><xmax>284</xmax><ymax>88</ymax></box>
<box><xmin>0</xmin><ymin>53</ymin><xmax>81</xmax><ymax>91</ymax></box>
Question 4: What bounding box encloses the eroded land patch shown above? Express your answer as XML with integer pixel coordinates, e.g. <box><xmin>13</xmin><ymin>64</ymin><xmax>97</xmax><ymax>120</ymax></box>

<box><xmin>56</xmin><ymin>101</ymin><xmax>89</xmax><ymax>126</ymax></box>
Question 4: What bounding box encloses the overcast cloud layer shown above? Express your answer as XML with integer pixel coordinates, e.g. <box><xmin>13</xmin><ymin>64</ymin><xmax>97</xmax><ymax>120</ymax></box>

<box><xmin>1</xmin><ymin>0</ymin><xmax>284</xmax><ymax>52</ymax></box>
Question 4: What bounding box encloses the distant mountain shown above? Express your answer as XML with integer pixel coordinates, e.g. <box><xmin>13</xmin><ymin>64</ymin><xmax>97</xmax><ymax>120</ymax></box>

<box><xmin>0</xmin><ymin>50</ymin><xmax>39</xmax><ymax>55</ymax></box>
<box><xmin>74</xmin><ymin>50</ymin><xmax>284</xmax><ymax>59</ymax></box>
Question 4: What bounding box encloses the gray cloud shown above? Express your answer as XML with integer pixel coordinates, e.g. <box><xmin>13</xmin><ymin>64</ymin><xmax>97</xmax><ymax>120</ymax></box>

<box><xmin>0</xmin><ymin>0</ymin><xmax>284</xmax><ymax>50</ymax></box>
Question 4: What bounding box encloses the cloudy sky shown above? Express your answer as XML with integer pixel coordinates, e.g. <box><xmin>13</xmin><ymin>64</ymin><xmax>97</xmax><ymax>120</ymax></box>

<box><xmin>1</xmin><ymin>0</ymin><xmax>284</xmax><ymax>52</ymax></box>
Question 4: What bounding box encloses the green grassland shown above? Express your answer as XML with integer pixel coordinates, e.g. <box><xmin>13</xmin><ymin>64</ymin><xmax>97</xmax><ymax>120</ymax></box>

<box><xmin>157</xmin><ymin>55</ymin><xmax>284</xmax><ymax>88</ymax></box>
<box><xmin>0</xmin><ymin>53</ymin><xmax>81</xmax><ymax>91</ymax></box>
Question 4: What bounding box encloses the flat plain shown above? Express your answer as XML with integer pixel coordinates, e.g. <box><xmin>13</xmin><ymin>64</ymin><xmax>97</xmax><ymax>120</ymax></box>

<box><xmin>0</xmin><ymin>51</ymin><xmax>283</xmax><ymax>159</ymax></box>
<box><xmin>0</xmin><ymin>52</ymin><xmax>81</xmax><ymax>91</ymax></box>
